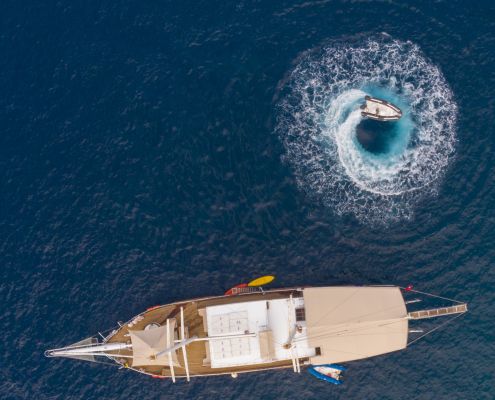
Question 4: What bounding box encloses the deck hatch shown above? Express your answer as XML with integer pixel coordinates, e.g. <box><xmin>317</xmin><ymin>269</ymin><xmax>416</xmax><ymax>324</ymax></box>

<box><xmin>295</xmin><ymin>307</ymin><xmax>306</xmax><ymax>322</ymax></box>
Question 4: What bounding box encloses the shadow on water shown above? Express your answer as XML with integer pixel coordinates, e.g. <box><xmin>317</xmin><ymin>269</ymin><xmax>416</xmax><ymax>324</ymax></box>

<box><xmin>356</xmin><ymin>119</ymin><xmax>399</xmax><ymax>155</ymax></box>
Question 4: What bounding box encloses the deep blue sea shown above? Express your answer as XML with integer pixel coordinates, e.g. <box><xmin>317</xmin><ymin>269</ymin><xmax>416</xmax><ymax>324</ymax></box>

<box><xmin>1</xmin><ymin>1</ymin><xmax>494</xmax><ymax>399</ymax></box>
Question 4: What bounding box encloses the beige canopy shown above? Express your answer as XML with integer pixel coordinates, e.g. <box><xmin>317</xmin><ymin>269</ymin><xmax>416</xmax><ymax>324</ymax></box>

<box><xmin>303</xmin><ymin>286</ymin><xmax>408</xmax><ymax>364</ymax></box>
<box><xmin>129</xmin><ymin>319</ymin><xmax>181</xmax><ymax>367</ymax></box>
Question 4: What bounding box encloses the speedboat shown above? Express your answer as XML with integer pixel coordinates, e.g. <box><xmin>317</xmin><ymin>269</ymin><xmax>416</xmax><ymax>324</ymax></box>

<box><xmin>361</xmin><ymin>95</ymin><xmax>402</xmax><ymax>121</ymax></box>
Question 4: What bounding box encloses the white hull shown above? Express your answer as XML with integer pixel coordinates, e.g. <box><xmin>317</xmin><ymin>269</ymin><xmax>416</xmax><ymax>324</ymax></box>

<box><xmin>361</xmin><ymin>96</ymin><xmax>402</xmax><ymax>121</ymax></box>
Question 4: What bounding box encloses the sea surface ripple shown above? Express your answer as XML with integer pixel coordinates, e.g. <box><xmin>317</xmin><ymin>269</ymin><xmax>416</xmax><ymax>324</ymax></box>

<box><xmin>1</xmin><ymin>1</ymin><xmax>494</xmax><ymax>400</ymax></box>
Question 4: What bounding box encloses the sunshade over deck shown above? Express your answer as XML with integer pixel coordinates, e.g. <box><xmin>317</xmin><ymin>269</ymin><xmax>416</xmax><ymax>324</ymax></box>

<box><xmin>129</xmin><ymin>319</ymin><xmax>181</xmax><ymax>367</ymax></box>
<box><xmin>303</xmin><ymin>286</ymin><xmax>408</xmax><ymax>364</ymax></box>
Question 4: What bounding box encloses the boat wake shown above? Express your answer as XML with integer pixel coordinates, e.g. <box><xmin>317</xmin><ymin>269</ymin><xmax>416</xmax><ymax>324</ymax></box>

<box><xmin>276</xmin><ymin>35</ymin><xmax>457</xmax><ymax>223</ymax></box>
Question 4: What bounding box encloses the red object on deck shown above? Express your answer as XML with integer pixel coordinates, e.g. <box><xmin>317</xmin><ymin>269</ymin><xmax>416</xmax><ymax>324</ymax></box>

<box><xmin>146</xmin><ymin>305</ymin><xmax>161</xmax><ymax>311</ymax></box>
<box><xmin>405</xmin><ymin>284</ymin><xmax>414</xmax><ymax>292</ymax></box>
<box><xmin>224</xmin><ymin>283</ymin><xmax>248</xmax><ymax>296</ymax></box>
<box><xmin>151</xmin><ymin>375</ymin><xmax>166</xmax><ymax>379</ymax></box>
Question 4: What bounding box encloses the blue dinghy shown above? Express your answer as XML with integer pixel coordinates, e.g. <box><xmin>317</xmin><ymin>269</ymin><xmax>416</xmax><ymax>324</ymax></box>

<box><xmin>308</xmin><ymin>364</ymin><xmax>346</xmax><ymax>385</ymax></box>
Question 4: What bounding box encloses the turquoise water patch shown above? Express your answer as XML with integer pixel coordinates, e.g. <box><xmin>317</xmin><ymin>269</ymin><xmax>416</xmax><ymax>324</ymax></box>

<box><xmin>355</xmin><ymin>119</ymin><xmax>400</xmax><ymax>155</ymax></box>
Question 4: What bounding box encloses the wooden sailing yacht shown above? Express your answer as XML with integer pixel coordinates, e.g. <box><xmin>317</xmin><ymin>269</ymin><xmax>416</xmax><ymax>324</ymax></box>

<box><xmin>45</xmin><ymin>279</ymin><xmax>467</xmax><ymax>382</ymax></box>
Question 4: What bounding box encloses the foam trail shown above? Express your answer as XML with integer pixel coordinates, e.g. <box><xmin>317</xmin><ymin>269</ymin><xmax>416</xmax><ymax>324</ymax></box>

<box><xmin>276</xmin><ymin>36</ymin><xmax>457</xmax><ymax>223</ymax></box>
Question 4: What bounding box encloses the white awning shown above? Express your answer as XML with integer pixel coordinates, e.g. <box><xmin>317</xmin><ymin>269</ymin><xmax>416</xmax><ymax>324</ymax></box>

<box><xmin>129</xmin><ymin>319</ymin><xmax>181</xmax><ymax>367</ymax></box>
<box><xmin>303</xmin><ymin>286</ymin><xmax>408</xmax><ymax>364</ymax></box>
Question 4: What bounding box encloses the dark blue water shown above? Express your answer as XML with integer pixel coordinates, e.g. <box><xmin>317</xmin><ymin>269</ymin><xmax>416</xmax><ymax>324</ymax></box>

<box><xmin>1</xmin><ymin>1</ymin><xmax>494</xmax><ymax>399</ymax></box>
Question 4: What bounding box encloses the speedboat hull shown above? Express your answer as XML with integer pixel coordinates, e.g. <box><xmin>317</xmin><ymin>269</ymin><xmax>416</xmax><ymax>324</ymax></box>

<box><xmin>361</xmin><ymin>96</ymin><xmax>402</xmax><ymax>121</ymax></box>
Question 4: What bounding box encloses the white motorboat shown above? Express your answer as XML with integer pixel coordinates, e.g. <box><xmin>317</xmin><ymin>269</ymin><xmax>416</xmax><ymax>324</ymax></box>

<box><xmin>361</xmin><ymin>95</ymin><xmax>402</xmax><ymax>121</ymax></box>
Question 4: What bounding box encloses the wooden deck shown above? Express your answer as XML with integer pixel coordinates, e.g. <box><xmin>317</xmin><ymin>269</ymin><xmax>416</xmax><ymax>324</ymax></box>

<box><xmin>105</xmin><ymin>289</ymin><xmax>302</xmax><ymax>378</ymax></box>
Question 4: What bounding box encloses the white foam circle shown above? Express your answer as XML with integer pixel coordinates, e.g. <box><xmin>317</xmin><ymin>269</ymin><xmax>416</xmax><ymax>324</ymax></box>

<box><xmin>276</xmin><ymin>36</ymin><xmax>457</xmax><ymax>223</ymax></box>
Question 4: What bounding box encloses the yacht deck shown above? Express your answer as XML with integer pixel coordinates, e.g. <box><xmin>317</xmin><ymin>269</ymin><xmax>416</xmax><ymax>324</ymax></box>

<box><xmin>105</xmin><ymin>289</ymin><xmax>302</xmax><ymax>377</ymax></box>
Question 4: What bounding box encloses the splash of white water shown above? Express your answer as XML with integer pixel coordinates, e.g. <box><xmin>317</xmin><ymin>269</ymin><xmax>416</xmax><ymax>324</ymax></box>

<box><xmin>276</xmin><ymin>36</ymin><xmax>457</xmax><ymax>223</ymax></box>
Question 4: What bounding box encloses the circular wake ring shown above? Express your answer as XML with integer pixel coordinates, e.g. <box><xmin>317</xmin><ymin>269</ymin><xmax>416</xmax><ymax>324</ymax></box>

<box><xmin>276</xmin><ymin>35</ymin><xmax>457</xmax><ymax>223</ymax></box>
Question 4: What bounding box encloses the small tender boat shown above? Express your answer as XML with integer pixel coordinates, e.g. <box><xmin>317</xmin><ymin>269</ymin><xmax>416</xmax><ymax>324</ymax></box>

<box><xmin>308</xmin><ymin>364</ymin><xmax>346</xmax><ymax>385</ymax></box>
<box><xmin>361</xmin><ymin>95</ymin><xmax>402</xmax><ymax>121</ymax></box>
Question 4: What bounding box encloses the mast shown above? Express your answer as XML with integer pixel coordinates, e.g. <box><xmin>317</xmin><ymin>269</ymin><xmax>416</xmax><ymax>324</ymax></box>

<box><xmin>180</xmin><ymin>306</ymin><xmax>191</xmax><ymax>381</ymax></box>
<box><xmin>166</xmin><ymin>318</ymin><xmax>176</xmax><ymax>383</ymax></box>
<box><xmin>284</xmin><ymin>293</ymin><xmax>301</xmax><ymax>373</ymax></box>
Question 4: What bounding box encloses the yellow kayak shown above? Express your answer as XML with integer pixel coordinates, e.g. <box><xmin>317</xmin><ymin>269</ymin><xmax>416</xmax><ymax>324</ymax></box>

<box><xmin>247</xmin><ymin>275</ymin><xmax>275</xmax><ymax>287</ymax></box>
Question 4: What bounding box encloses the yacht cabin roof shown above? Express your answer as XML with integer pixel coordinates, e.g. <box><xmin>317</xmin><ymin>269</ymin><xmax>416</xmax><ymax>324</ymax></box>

<box><xmin>204</xmin><ymin>297</ymin><xmax>315</xmax><ymax>368</ymax></box>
